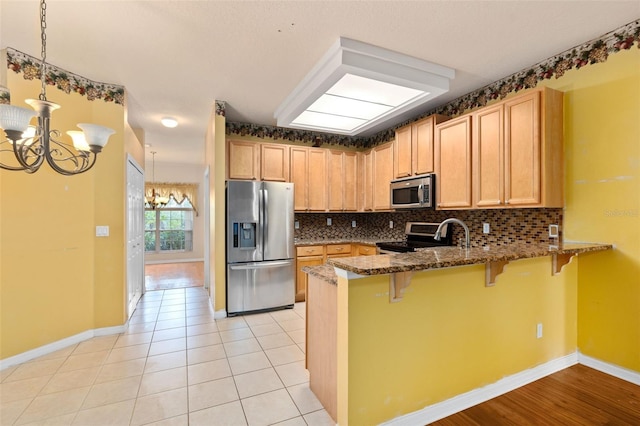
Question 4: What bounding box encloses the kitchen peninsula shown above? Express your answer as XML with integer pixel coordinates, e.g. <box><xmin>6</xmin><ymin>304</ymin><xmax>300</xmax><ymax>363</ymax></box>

<box><xmin>304</xmin><ymin>242</ymin><xmax>612</xmax><ymax>425</ymax></box>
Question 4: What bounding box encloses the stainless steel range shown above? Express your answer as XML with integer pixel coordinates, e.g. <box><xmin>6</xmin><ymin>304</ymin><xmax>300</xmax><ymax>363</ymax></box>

<box><xmin>376</xmin><ymin>222</ymin><xmax>453</xmax><ymax>254</ymax></box>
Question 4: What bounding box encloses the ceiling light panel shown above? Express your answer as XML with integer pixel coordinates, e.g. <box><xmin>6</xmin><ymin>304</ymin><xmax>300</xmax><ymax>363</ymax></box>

<box><xmin>274</xmin><ymin>37</ymin><xmax>455</xmax><ymax>136</ymax></box>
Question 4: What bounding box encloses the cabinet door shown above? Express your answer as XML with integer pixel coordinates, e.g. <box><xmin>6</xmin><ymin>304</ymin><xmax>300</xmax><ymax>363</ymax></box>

<box><xmin>228</xmin><ymin>140</ymin><xmax>259</xmax><ymax>180</ymax></box>
<box><xmin>361</xmin><ymin>150</ymin><xmax>373</xmax><ymax>211</ymax></box>
<box><xmin>356</xmin><ymin>244</ymin><xmax>377</xmax><ymax>256</ymax></box>
<box><xmin>393</xmin><ymin>125</ymin><xmax>413</xmax><ymax>179</ymax></box>
<box><xmin>372</xmin><ymin>142</ymin><xmax>394</xmax><ymax>210</ymax></box>
<box><xmin>327</xmin><ymin>150</ymin><xmax>344</xmax><ymax>211</ymax></box>
<box><xmin>261</xmin><ymin>144</ymin><xmax>289</xmax><ymax>182</ymax></box>
<box><xmin>504</xmin><ymin>91</ymin><xmax>541</xmax><ymax>206</ymax></box>
<box><xmin>473</xmin><ymin>105</ymin><xmax>504</xmax><ymax>207</ymax></box>
<box><xmin>290</xmin><ymin>147</ymin><xmax>308</xmax><ymax>211</ymax></box>
<box><xmin>435</xmin><ymin>116</ymin><xmax>472</xmax><ymax>209</ymax></box>
<box><xmin>343</xmin><ymin>152</ymin><xmax>358</xmax><ymax>211</ymax></box>
<box><xmin>308</xmin><ymin>149</ymin><xmax>328</xmax><ymax>211</ymax></box>
<box><xmin>296</xmin><ymin>255</ymin><xmax>323</xmax><ymax>302</ymax></box>
<box><xmin>413</xmin><ymin>116</ymin><xmax>437</xmax><ymax>175</ymax></box>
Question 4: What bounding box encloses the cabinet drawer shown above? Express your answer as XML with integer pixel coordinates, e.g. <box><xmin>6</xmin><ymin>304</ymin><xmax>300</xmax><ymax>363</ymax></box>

<box><xmin>296</xmin><ymin>245</ymin><xmax>324</xmax><ymax>257</ymax></box>
<box><xmin>326</xmin><ymin>244</ymin><xmax>351</xmax><ymax>255</ymax></box>
<box><xmin>357</xmin><ymin>245</ymin><xmax>377</xmax><ymax>255</ymax></box>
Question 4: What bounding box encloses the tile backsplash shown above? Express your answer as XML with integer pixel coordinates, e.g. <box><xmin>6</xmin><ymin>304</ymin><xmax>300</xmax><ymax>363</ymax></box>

<box><xmin>294</xmin><ymin>208</ymin><xmax>563</xmax><ymax>247</ymax></box>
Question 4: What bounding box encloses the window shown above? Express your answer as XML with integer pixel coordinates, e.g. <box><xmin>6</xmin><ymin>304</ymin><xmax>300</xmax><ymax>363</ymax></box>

<box><xmin>145</xmin><ymin>196</ymin><xmax>194</xmax><ymax>253</ymax></box>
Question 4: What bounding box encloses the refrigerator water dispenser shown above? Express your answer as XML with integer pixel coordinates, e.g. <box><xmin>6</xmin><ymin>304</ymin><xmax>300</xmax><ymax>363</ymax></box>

<box><xmin>233</xmin><ymin>222</ymin><xmax>256</xmax><ymax>249</ymax></box>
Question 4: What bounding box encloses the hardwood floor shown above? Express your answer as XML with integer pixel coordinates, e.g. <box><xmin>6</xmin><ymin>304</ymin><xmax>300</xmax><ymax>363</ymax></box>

<box><xmin>144</xmin><ymin>261</ymin><xmax>204</xmax><ymax>290</ymax></box>
<box><xmin>432</xmin><ymin>364</ymin><xmax>640</xmax><ymax>425</ymax></box>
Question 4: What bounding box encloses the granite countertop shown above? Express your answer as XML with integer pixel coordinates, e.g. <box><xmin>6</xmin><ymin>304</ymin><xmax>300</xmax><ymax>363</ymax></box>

<box><xmin>312</xmin><ymin>242</ymin><xmax>613</xmax><ymax>278</ymax></box>
<box><xmin>295</xmin><ymin>238</ymin><xmax>396</xmax><ymax>246</ymax></box>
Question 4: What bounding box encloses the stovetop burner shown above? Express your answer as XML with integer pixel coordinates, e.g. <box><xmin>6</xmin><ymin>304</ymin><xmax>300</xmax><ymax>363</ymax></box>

<box><xmin>376</xmin><ymin>222</ymin><xmax>453</xmax><ymax>253</ymax></box>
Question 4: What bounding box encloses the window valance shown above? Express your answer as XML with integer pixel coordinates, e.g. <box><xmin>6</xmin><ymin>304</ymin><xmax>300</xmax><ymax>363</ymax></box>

<box><xmin>145</xmin><ymin>182</ymin><xmax>199</xmax><ymax>215</ymax></box>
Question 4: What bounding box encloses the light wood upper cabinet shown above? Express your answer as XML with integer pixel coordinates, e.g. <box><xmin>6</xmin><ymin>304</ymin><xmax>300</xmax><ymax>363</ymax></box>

<box><xmin>372</xmin><ymin>142</ymin><xmax>394</xmax><ymax>210</ymax></box>
<box><xmin>290</xmin><ymin>147</ymin><xmax>309</xmax><ymax>211</ymax></box>
<box><xmin>343</xmin><ymin>152</ymin><xmax>358</xmax><ymax>211</ymax></box>
<box><xmin>290</xmin><ymin>147</ymin><xmax>328</xmax><ymax>212</ymax></box>
<box><xmin>394</xmin><ymin>115</ymin><xmax>449</xmax><ymax>179</ymax></box>
<box><xmin>434</xmin><ymin>116</ymin><xmax>473</xmax><ymax>209</ymax></box>
<box><xmin>328</xmin><ymin>150</ymin><xmax>358</xmax><ymax>211</ymax></box>
<box><xmin>473</xmin><ymin>104</ymin><xmax>504</xmax><ymax>207</ymax></box>
<box><xmin>261</xmin><ymin>143</ymin><xmax>289</xmax><ymax>182</ymax></box>
<box><xmin>228</xmin><ymin>140</ymin><xmax>259</xmax><ymax>180</ymax></box>
<box><xmin>359</xmin><ymin>150</ymin><xmax>373</xmax><ymax>211</ymax></box>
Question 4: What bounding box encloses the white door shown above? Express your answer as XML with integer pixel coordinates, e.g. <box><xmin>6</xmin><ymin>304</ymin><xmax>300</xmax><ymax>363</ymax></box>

<box><xmin>126</xmin><ymin>156</ymin><xmax>145</xmax><ymax>319</ymax></box>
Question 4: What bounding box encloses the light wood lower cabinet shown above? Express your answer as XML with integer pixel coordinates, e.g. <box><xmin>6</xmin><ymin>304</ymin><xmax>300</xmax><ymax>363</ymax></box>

<box><xmin>295</xmin><ymin>246</ymin><xmax>324</xmax><ymax>303</ymax></box>
<box><xmin>355</xmin><ymin>244</ymin><xmax>377</xmax><ymax>256</ymax></box>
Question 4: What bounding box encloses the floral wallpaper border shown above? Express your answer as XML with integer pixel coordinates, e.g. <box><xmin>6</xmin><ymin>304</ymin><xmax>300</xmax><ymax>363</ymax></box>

<box><xmin>3</xmin><ymin>48</ymin><xmax>125</xmax><ymax>105</ymax></box>
<box><xmin>226</xmin><ymin>19</ymin><xmax>639</xmax><ymax>148</ymax></box>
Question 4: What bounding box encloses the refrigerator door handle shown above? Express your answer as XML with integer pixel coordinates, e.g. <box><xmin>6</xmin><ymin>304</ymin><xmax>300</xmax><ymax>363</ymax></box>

<box><xmin>229</xmin><ymin>260</ymin><xmax>293</xmax><ymax>270</ymax></box>
<box><xmin>262</xmin><ymin>188</ymin><xmax>269</xmax><ymax>246</ymax></box>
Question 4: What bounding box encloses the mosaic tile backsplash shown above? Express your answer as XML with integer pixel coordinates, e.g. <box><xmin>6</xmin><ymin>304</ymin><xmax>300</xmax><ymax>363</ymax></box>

<box><xmin>294</xmin><ymin>208</ymin><xmax>563</xmax><ymax>248</ymax></box>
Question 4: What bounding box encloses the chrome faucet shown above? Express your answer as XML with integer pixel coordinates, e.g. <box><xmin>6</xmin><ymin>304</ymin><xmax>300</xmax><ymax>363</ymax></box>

<box><xmin>435</xmin><ymin>218</ymin><xmax>470</xmax><ymax>248</ymax></box>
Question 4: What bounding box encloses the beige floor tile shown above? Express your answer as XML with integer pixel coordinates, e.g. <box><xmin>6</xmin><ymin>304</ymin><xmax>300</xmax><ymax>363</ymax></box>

<box><xmin>273</xmin><ymin>417</ymin><xmax>307</xmax><ymax>426</ymax></box>
<box><xmin>130</xmin><ymin>387</ymin><xmax>188</xmax><ymax>426</ymax></box>
<box><xmin>185</xmin><ymin>301</ymin><xmax>211</xmax><ymax>311</ymax></box>
<box><xmin>215</xmin><ymin>316</ymin><xmax>248</xmax><ymax>331</ymax></box>
<box><xmin>159</xmin><ymin>304</ymin><xmax>186</xmax><ymax>314</ymax></box>
<box><xmin>21</xmin><ymin>412</ymin><xmax>77</xmax><ymax>425</ymax></box>
<box><xmin>188</xmin><ymin>400</ymin><xmax>247</xmax><ymax>426</ymax></box>
<box><xmin>0</xmin><ymin>375</ymin><xmax>50</xmax><ymax>403</ymax></box>
<box><xmin>129</xmin><ymin>312</ymin><xmax>159</xmax><ymax>325</ymax></box>
<box><xmin>241</xmin><ymin>388</ymin><xmax>300</xmax><ymax>426</ymax></box>
<box><xmin>114</xmin><ymin>331</ymin><xmax>153</xmax><ymax>348</ymax></box>
<box><xmin>274</xmin><ymin>361</ymin><xmax>309</xmax><ymax>387</ymax></box>
<box><xmin>94</xmin><ymin>358</ymin><xmax>146</xmax><ymax>384</ymax></box>
<box><xmin>124</xmin><ymin>322</ymin><xmax>157</xmax><ymax>335</ymax></box>
<box><xmin>71</xmin><ymin>336</ymin><xmax>118</xmax><ymax>355</ymax></box>
<box><xmin>185</xmin><ymin>322</ymin><xmax>218</xmax><ymax>336</ymax></box>
<box><xmin>152</xmin><ymin>327</ymin><xmax>187</xmax><ymax>342</ymax></box>
<box><xmin>148</xmin><ymin>338</ymin><xmax>186</xmax><ymax>356</ymax></box>
<box><xmin>157</xmin><ymin>310</ymin><xmax>186</xmax><ymax>322</ymax></box>
<box><xmin>81</xmin><ymin>375</ymin><xmax>141</xmax><ymax>410</ymax></box>
<box><xmin>278</xmin><ymin>319</ymin><xmax>305</xmax><ymax>332</ymax></box>
<box><xmin>185</xmin><ymin>307</ymin><xmax>215</xmax><ymax>318</ymax></box>
<box><xmin>0</xmin><ymin>365</ymin><xmax>19</xmax><ymax>383</ymax></box>
<box><xmin>287</xmin><ymin>382</ymin><xmax>323</xmax><ymax>415</ymax></box>
<box><xmin>32</xmin><ymin>346</ymin><xmax>76</xmax><ymax>362</ymax></box>
<box><xmin>144</xmin><ymin>350</ymin><xmax>187</xmax><ymax>374</ymax></box>
<box><xmin>223</xmin><ymin>338</ymin><xmax>262</xmax><ymax>357</ymax></box>
<box><xmin>269</xmin><ymin>310</ymin><xmax>301</xmax><ymax>323</ymax></box>
<box><xmin>187</xmin><ymin>344</ymin><xmax>226</xmax><ymax>365</ymax></box>
<box><xmin>15</xmin><ymin>386</ymin><xmax>89</xmax><ymax>424</ymax></box>
<box><xmin>187</xmin><ymin>358</ymin><xmax>232</xmax><ymax>385</ymax></box>
<box><xmin>297</xmin><ymin>343</ymin><xmax>305</xmax><ymax>354</ymax></box>
<box><xmin>187</xmin><ymin>376</ymin><xmax>238</xmax><ymax>412</ymax></box>
<box><xmin>144</xmin><ymin>414</ymin><xmax>189</xmax><ymax>426</ymax></box>
<box><xmin>185</xmin><ymin>314</ymin><xmax>216</xmax><ymax>327</ymax></box>
<box><xmin>159</xmin><ymin>299</ymin><xmax>185</xmax><ymax>308</ymax></box>
<box><xmin>264</xmin><ymin>345</ymin><xmax>304</xmax><ymax>366</ymax></box>
<box><xmin>5</xmin><ymin>358</ymin><xmax>65</xmax><ymax>382</ymax></box>
<box><xmin>71</xmin><ymin>398</ymin><xmax>135</xmax><ymax>426</ymax></box>
<box><xmin>228</xmin><ymin>352</ymin><xmax>271</xmax><ymax>376</ymax></box>
<box><xmin>186</xmin><ymin>332</ymin><xmax>223</xmax><ymax>349</ymax></box>
<box><xmin>104</xmin><ymin>343</ymin><xmax>150</xmax><ymax>364</ymax></box>
<box><xmin>220</xmin><ymin>328</ymin><xmax>254</xmax><ymax>343</ymax></box>
<box><xmin>234</xmin><ymin>367</ymin><xmax>284</xmax><ymax>399</ymax></box>
<box><xmin>139</xmin><ymin>366</ymin><xmax>187</xmax><ymax>396</ymax></box>
<box><xmin>1</xmin><ymin>398</ymin><xmax>31</xmax><ymax>425</ymax></box>
<box><xmin>155</xmin><ymin>318</ymin><xmax>186</xmax><ymax>331</ymax></box>
<box><xmin>257</xmin><ymin>332</ymin><xmax>295</xmax><ymax>350</ymax></box>
<box><xmin>40</xmin><ymin>366</ymin><xmax>100</xmax><ymax>395</ymax></box>
<box><xmin>58</xmin><ymin>350</ymin><xmax>109</xmax><ymax>373</ymax></box>
<box><xmin>286</xmin><ymin>329</ymin><xmax>305</xmax><ymax>344</ymax></box>
<box><xmin>250</xmin><ymin>323</ymin><xmax>284</xmax><ymax>337</ymax></box>
<box><xmin>243</xmin><ymin>313</ymin><xmax>277</xmax><ymax>327</ymax></box>
<box><xmin>303</xmin><ymin>408</ymin><xmax>335</xmax><ymax>426</ymax></box>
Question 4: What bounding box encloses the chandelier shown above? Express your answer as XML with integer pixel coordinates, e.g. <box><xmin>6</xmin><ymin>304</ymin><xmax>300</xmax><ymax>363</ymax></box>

<box><xmin>0</xmin><ymin>0</ymin><xmax>115</xmax><ymax>175</ymax></box>
<box><xmin>145</xmin><ymin>151</ymin><xmax>169</xmax><ymax>209</ymax></box>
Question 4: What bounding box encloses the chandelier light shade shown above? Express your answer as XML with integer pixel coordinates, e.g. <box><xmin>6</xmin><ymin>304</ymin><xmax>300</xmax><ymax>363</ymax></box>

<box><xmin>0</xmin><ymin>0</ymin><xmax>115</xmax><ymax>175</ymax></box>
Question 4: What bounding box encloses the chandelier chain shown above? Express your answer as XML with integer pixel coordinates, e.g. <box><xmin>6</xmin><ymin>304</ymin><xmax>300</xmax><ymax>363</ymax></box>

<box><xmin>39</xmin><ymin>0</ymin><xmax>47</xmax><ymax>101</ymax></box>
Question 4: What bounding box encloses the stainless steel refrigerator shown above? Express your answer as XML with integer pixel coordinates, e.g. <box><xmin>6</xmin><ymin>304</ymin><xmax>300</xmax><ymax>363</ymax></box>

<box><xmin>226</xmin><ymin>180</ymin><xmax>295</xmax><ymax>315</ymax></box>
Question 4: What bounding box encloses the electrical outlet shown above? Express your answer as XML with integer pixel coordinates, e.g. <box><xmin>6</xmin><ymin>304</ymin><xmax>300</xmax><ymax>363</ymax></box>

<box><xmin>482</xmin><ymin>223</ymin><xmax>490</xmax><ymax>234</ymax></box>
<box><xmin>96</xmin><ymin>226</ymin><xmax>109</xmax><ymax>237</ymax></box>
<box><xmin>294</xmin><ymin>221</ymin><xmax>300</xmax><ymax>229</ymax></box>
<box><xmin>327</xmin><ymin>218</ymin><xmax>332</xmax><ymax>226</ymax></box>
<box><xmin>389</xmin><ymin>220</ymin><xmax>394</xmax><ymax>229</ymax></box>
<box><xmin>352</xmin><ymin>220</ymin><xmax>357</xmax><ymax>228</ymax></box>
<box><xmin>549</xmin><ymin>224</ymin><xmax>559</xmax><ymax>238</ymax></box>
<box><xmin>536</xmin><ymin>323</ymin><xmax>543</xmax><ymax>339</ymax></box>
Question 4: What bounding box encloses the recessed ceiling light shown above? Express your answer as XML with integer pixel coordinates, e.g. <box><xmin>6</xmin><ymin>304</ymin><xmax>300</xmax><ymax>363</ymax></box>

<box><xmin>161</xmin><ymin>117</ymin><xmax>178</xmax><ymax>128</ymax></box>
<box><xmin>274</xmin><ymin>37</ymin><xmax>455</xmax><ymax>136</ymax></box>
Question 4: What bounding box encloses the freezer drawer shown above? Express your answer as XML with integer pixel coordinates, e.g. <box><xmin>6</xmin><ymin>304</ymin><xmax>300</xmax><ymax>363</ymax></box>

<box><xmin>227</xmin><ymin>259</ymin><xmax>295</xmax><ymax>315</ymax></box>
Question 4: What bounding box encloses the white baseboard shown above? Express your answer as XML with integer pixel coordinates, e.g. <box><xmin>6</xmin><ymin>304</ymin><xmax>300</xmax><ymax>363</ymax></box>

<box><xmin>0</xmin><ymin>324</ymin><xmax>127</xmax><ymax>371</ymax></box>
<box><xmin>214</xmin><ymin>309</ymin><xmax>227</xmax><ymax>319</ymax></box>
<box><xmin>578</xmin><ymin>352</ymin><xmax>640</xmax><ymax>385</ymax></box>
<box><xmin>383</xmin><ymin>353</ymin><xmax>579</xmax><ymax>426</ymax></box>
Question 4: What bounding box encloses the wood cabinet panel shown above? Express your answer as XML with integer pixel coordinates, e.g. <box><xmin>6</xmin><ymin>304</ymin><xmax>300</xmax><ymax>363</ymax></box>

<box><xmin>307</xmin><ymin>149</ymin><xmax>328</xmax><ymax>211</ymax></box>
<box><xmin>296</xmin><ymin>255</ymin><xmax>323</xmax><ymax>303</ymax></box>
<box><xmin>435</xmin><ymin>116</ymin><xmax>472</xmax><ymax>209</ymax></box>
<box><xmin>296</xmin><ymin>245</ymin><xmax>324</xmax><ymax>256</ymax></box>
<box><xmin>356</xmin><ymin>244</ymin><xmax>377</xmax><ymax>256</ymax></box>
<box><xmin>473</xmin><ymin>105</ymin><xmax>504</xmax><ymax>207</ymax></box>
<box><xmin>327</xmin><ymin>151</ymin><xmax>344</xmax><ymax>211</ymax></box>
<box><xmin>372</xmin><ymin>142</ymin><xmax>394</xmax><ymax>210</ymax></box>
<box><xmin>260</xmin><ymin>144</ymin><xmax>290</xmax><ymax>182</ymax></box>
<box><xmin>290</xmin><ymin>147</ymin><xmax>309</xmax><ymax>211</ymax></box>
<box><xmin>325</xmin><ymin>244</ymin><xmax>351</xmax><ymax>256</ymax></box>
<box><xmin>394</xmin><ymin>125</ymin><xmax>413</xmax><ymax>179</ymax></box>
<box><xmin>228</xmin><ymin>140</ymin><xmax>259</xmax><ymax>180</ymax></box>
<box><xmin>360</xmin><ymin>150</ymin><xmax>373</xmax><ymax>211</ymax></box>
<box><xmin>343</xmin><ymin>152</ymin><xmax>358</xmax><ymax>211</ymax></box>
<box><xmin>394</xmin><ymin>115</ymin><xmax>449</xmax><ymax>179</ymax></box>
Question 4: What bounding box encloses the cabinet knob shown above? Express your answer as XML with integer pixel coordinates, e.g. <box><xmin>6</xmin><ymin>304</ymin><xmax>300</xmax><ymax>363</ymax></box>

<box><xmin>505</xmin><ymin>200</ymin><xmax>510</xmax><ymax>205</ymax></box>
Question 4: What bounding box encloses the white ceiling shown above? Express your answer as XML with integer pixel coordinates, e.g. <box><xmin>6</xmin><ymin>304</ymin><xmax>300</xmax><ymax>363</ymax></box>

<box><xmin>2</xmin><ymin>1</ymin><xmax>638</xmax><ymax>165</ymax></box>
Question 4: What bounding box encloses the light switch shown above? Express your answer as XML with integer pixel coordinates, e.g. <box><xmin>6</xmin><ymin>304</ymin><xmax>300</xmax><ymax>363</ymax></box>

<box><xmin>327</xmin><ymin>218</ymin><xmax>332</xmax><ymax>226</ymax></box>
<box><xmin>96</xmin><ymin>225</ymin><xmax>109</xmax><ymax>237</ymax></box>
<box><xmin>294</xmin><ymin>220</ymin><xmax>300</xmax><ymax>229</ymax></box>
<box><xmin>549</xmin><ymin>224</ymin><xmax>559</xmax><ymax>238</ymax></box>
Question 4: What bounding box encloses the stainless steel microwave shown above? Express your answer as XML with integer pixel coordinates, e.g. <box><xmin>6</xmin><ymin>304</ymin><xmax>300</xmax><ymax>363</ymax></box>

<box><xmin>390</xmin><ymin>174</ymin><xmax>434</xmax><ymax>209</ymax></box>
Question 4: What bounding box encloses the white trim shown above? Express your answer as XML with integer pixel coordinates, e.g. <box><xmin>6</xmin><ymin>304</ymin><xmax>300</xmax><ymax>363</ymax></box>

<box><xmin>382</xmin><ymin>353</ymin><xmax>578</xmax><ymax>426</ymax></box>
<box><xmin>578</xmin><ymin>352</ymin><xmax>640</xmax><ymax>386</ymax></box>
<box><xmin>145</xmin><ymin>258</ymin><xmax>204</xmax><ymax>265</ymax></box>
<box><xmin>214</xmin><ymin>309</ymin><xmax>227</xmax><ymax>320</ymax></box>
<box><xmin>0</xmin><ymin>324</ymin><xmax>127</xmax><ymax>371</ymax></box>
